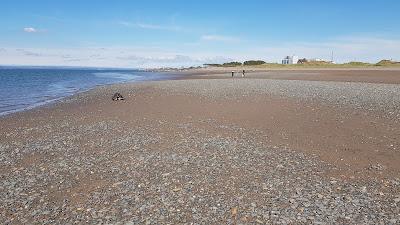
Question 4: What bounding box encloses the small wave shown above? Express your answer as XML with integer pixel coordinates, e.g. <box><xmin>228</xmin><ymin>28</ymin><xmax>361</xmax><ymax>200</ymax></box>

<box><xmin>0</xmin><ymin>69</ymin><xmax>169</xmax><ymax>117</ymax></box>
<box><xmin>0</xmin><ymin>96</ymin><xmax>66</xmax><ymax>117</ymax></box>
<box><xmin>93</xmin><ymin>72</ymin><xmax>142</xmax><ymax>81</ymax></box>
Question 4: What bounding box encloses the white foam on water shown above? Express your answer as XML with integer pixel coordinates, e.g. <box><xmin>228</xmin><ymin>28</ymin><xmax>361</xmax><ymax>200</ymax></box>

<box><xmin>93</xmin><ymin>72</ymin><xmax>142</xmax><ymax>81</ymax></box>
<box><xmin>0</xmin><ymin>96</ymin><xmax>66</xmax><ymax>117</ymax></box>
<box><xmin>0</xmin><ymin>69</ymin><xmax>168</xmax><ymax>118</ymax></box>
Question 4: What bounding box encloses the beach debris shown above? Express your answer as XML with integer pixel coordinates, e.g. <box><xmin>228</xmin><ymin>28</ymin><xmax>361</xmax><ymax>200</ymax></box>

<box><xmin>112</xmin><ymin>92</ymin><xmax>125</xmax><ymax>101</ymax></box>
<box><xmin>231</xmin><ymin>207</ymin><xmax>238</xmax><ymax>217</ymax></box>
<box><xmin>172</xmin><ymin>187</ymin><xmax>182</xmax><ymax>192</ymax></box>
<box><xmin>367</xmin><ymin>163</ymin><xmax>386</xmax><ymax>171</ymax></box>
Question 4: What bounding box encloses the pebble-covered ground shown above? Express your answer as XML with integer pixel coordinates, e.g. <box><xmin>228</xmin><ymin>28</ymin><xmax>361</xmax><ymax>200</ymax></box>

<box><xmin>1</xmin><ymin>78</ymin><xmax>400</xmax><ymax>224</ymax></box>
<box><xmin>153</xmin><ymin>79</ymin><xmax>400</xmax><ymax>120</ymax></box>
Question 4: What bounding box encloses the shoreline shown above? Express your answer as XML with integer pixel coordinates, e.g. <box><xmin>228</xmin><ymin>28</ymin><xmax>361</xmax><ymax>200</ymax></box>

<box><xmin>0</xmin><ymin>71</ymin><xmax>182</xmax><ymax>119</ymax></box>
<box><xmin>2</xmin><ymin>66</ymin><xmax>400</xmax><ymax>121</ymax></box>
<box><xmin>2</xmin><ymin>69</ymin><xmax>400</xmax><ymax>175</ymax></box>
<box><xmin>1</xmin><ymin>69</ymin><xmax>400</xmax><ymax>223</ymax></box>
<box><xmin>2</xmin><ymin>69</ymin><xmax>400</xmax><ymax>178</ymax></box>
<box><xmin>2</xmin><ymin>69</ymin><xmax>400</xmax><ymax>174</ymax></box>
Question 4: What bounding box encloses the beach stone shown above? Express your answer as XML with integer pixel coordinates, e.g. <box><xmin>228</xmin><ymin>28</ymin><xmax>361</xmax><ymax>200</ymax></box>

<box><xmin>112</xmin><ymin>92</ymin><xmax>124</xmax><ymax>101</ymax></box>
<box><xmin>2</xmin><ymin>77</ymin><xmax>400</xmax><ymax>224</ymax></box>
<box><xmin>367</xmin><ymin>163</ymin><xmax>385</xmax><ymax>171</ymax></box>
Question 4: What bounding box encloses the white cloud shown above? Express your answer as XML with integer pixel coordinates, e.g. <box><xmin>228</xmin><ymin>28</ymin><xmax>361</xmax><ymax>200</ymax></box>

<box><xmin>1</xmin><ymin>35</ymin><xmax>399</xmax><ymax>68</ymax></box>
<box><xmin>118</xmin><ymin>21</ymin><xmax>181</xmax><ymax>31</ymax></box>
<box><xmin>137</xmin><ymin>23</ymin><xmax>181</xmax><ymax>31</ymax></box>
<box><xmin>23</xmin><ymin>27</ymin><xmax>38</xmax><ymax>33</ymax></box>
<box><xmin>118</xmin><ymin>21</ymin><xmax>134</xmax><ymax>27</ymax></box>
<box><xmin>201</xmin><ymin>35</ymin><xmax>239</xmax><ymax>42</ymax></box>
<box><xmin>23</xmin><ymin>27</ymin><xmax>46</xmax><ymax>33</ymax></box>
<box><xmin>0</xmin><ymin>47</ymin><xmax>232</xmax><ymax>68</ymax></box>
<box><xmin>16</xmin><ymin>49</ymin><xmax>45</xmax><ymax>57</ymax></box>
<box><xmin>253</xmin><ymin>35</ymin><xmax>400</xmax><ymax>63</ymax></box>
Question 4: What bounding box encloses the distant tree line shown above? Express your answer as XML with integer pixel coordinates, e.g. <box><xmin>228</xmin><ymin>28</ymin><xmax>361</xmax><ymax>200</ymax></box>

<box><xmin>243</xmin><ymin>60</ymin><xmax>266</xmax><ymax>65</ymax></box>
<box><xmin>204</xmin><ymin>60</ymin><xmax>266</xmax><ymax>67</ymax></box>
<box><xmin>204</xmin><ymin>62</ymin><xmax>242</xmax><ymax>67</ymax></box>
<box><xmin>203</xmin><ymin>64</ymin><xmax>221</xmax><ymax>67</ymax></box>
<box><xmin>222</xmin><ymin>61</ymin><xmax>242</xmax><ymax>67</ymax></box>
<box><xmin>204</xmin><ymin>59</ymin><xmax>400</xmax><ymax>67</ymax></box>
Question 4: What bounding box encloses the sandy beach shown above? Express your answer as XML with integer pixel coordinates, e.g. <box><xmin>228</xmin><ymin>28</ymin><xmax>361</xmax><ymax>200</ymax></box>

<box><xmin>1</xmin><ymin>69</ymin><xmax>400</xmax><ymax>224</ymax></box>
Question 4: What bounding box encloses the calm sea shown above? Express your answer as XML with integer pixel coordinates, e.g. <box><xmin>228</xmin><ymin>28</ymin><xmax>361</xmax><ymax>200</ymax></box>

<box><xmin>0</xmin><ymin>67</ymin><xmax>168</xmax><ymax>116</ymax></box>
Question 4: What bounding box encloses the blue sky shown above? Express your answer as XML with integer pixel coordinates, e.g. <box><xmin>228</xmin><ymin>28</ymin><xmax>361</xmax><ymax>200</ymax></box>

<box><xmin>1</xmin><ymin>0</ymin><xmax>399</xmax><ymax>68</ymax></box>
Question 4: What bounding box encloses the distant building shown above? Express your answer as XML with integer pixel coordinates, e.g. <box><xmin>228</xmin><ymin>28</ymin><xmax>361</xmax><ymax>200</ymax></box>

<box><xmin>282</xmin><ymin>55</ymin><xmax>299</xmax><ymax>65</ymax></box>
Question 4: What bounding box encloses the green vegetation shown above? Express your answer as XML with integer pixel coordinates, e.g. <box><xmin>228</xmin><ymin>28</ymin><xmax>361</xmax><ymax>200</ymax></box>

<box><xmin>376</xmin><ymin>59</ymin><xmax>400</xmax><ymax>66</ymax></box>
<box><xmin>222</xmin><ymin>61</ymin><xmax>242</xmax><ymax>67</ymax></box>
<box><xmin>297</xmin><ymin>58</ymin><xmax>308</xmax><ymax>64</ymax></box>
<box><xmin>343</xmin><ymin>61</ymin><xmax>373</xmax><ymax>66</ymax></box>
<box><xmin>204</xmin><ymin>63</ymin><xmax>222</xmax><ymax>67</ymax></box>
<box><xmin>205</xmin><ymin>61</ymin><xmax>242</xmax><ymax>67</ymax></box>
<box><xmin>300</xmin><ymin>61</ymin><xmax>334</xmax><ymax>66</ymax></box>
<box><xmin>204</xmin><ymin>59</ymin><xmax>400</xmax><ymax>68</ymax></box>
<box><xmin>186</xmin><ymin>66</ymin><xmax>204</xmax><ymax>69</ymax></box>
<box><xmin>243</xmin><ymin>60</ymin><xmax>266</xmax><ymax>66</ymax></box>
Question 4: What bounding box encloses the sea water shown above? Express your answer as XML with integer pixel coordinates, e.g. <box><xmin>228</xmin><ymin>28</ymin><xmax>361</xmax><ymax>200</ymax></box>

<box><xmin>0</xmin><ymin>67</ymin><xmax>167</xmax><ymax>116</ymax></box>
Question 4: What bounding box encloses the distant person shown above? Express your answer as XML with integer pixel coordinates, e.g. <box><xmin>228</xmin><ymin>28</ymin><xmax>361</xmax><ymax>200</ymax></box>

<box><xmin>242</xmin><ymin>70</ymin><xmax>245</xmax><ymax>77</ymax></box>
<box><xmin>231</xmin><ymin>71</ymin><xmax>234</xmax><ymax>77</ymax></box>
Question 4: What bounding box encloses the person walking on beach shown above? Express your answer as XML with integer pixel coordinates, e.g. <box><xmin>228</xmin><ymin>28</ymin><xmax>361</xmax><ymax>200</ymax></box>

<box><xmin>242</xmin><ymin>69</ymin><xmax>245</xmax><ymax>78</ymax></box>
<box><xmin>231</xmin><ymin>71</ymin><xmax>234</xmax><ymax>77</ymax></box>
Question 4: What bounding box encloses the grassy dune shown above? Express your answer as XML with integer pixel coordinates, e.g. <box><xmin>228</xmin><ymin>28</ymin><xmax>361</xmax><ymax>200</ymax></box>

<box><xmin>207</xmin><ymin>60</ymin><xmax>400</xmax><ymax>69</ymax></box>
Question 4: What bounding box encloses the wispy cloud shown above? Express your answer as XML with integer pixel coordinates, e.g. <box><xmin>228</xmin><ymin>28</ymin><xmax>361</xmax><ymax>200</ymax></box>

<box><xmin>1</xmin><ymin>35</ymin><xmax>399</xmax><ymax>68</ymax></box>
<box><xmin>23</xmin><ymin>27</ymin><xmax>38</xmax><ymax>33</ymax></box>
<box><xmin>115</xmin><ymin>54</ymin><xmax>233</xmax><ymax>67</ymax></box>
<box><xmin>0</xmin><ymin>47</ymin><xmax>231</xmax><ymax>68</ymax></box>
<box><xmin>201</xmin><ymin>35</ymin><xmax>239</xmax><ymax>42</ymax></box>
<box><xmin>116</xmin><ymin>54</ymin><xmax>195</xmax><ymax>66</ymax></box>
<box><xmin>118</xmin><ymin>21</ymin><xmax>135</xmax><ymax>27</ymax></box>
<box><xmin>23</xmin><ymin>27</ymin><xmax>46</xmax><ymax>33</ymax></box>
<box><xmin>118</xmin><ymin>21</ymin><xmax>182</xmax><ymax>31</ymax></box>
<box><xmin>254</xmin><ymin>35</ymin><xmax>400</xmax><ymax>63</ymax></box>
<box><xmin>16</xmin><ymin>49</ymin><xmax>47</xmax><ymax>57</ymax></box>
<box><xmin>137</xmin><ymin>23</ymin><xmax>181</xmax><ymax>31</ymax></box>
